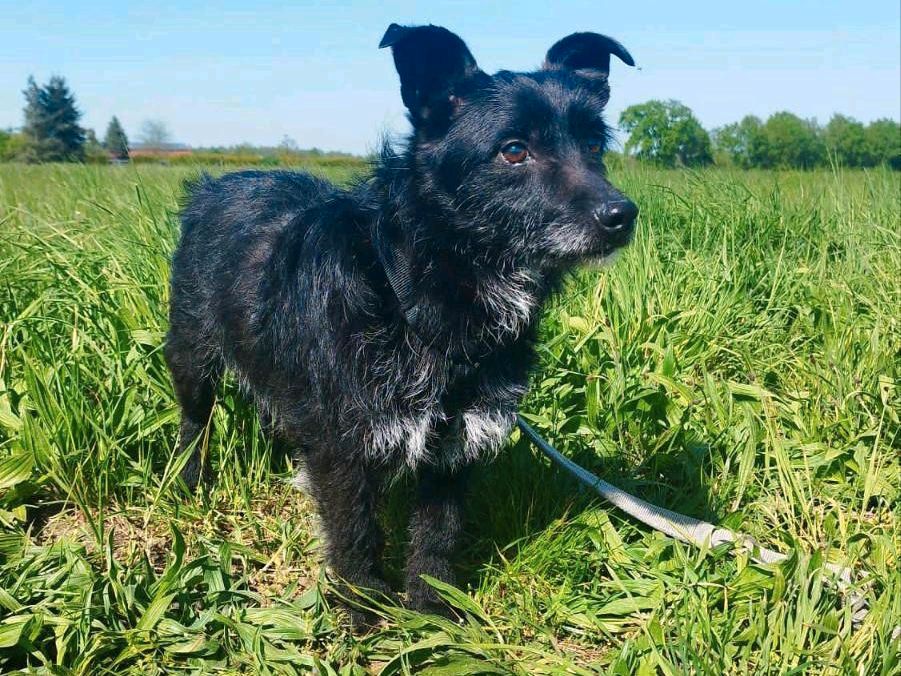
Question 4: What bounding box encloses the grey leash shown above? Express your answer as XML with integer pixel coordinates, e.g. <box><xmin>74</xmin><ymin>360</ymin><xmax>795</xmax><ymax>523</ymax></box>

<box><xmin>515</xmin><ymin>415</ymin><xmax>884</xmax><ymax>629</ymax></box>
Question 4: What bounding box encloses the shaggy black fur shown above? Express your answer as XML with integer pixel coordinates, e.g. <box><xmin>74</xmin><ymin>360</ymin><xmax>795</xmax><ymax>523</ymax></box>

<box><xmin>165</xmin><ymin>24</ymin><xmax>638</xmax><ymax>619</ymax></box>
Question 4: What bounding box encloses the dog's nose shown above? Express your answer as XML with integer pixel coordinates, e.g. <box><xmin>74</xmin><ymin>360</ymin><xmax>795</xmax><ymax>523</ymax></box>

<box><xmin>594</xmin><ymin>199</ymin><xmax>639</xmax><ymax>233</ymax></box>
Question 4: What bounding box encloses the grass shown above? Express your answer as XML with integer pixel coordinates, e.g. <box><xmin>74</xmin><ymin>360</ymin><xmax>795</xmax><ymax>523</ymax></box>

<box><xmin>0</xmin><ymin>161</ymin><xmax>898</xmax><ymax>674</ymax></box>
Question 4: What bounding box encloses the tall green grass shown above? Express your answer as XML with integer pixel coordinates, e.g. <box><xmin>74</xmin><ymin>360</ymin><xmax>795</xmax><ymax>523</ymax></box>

<box><xmin>0</xmin><ymin>163</ymin><xmax>898</xmax><ymax>674</ymax></box>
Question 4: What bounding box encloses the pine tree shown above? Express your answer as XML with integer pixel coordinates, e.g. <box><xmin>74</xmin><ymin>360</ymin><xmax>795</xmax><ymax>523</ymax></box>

<box><xmin>104</xmin><ymin>116</ymin><xmax>130</xmax><ymax>160</ymax></box>
<box><xmin>22</xmin><ymin>75</ymin><xmax>86</xmax><ymax>162</ymax></box>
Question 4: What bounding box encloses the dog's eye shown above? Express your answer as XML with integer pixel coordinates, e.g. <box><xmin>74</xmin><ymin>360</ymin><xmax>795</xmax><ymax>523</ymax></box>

<box><xmin>586</xmin><ymin>139</ymin><xmax>604</xmax><ymax>155</ymax></box>
<box><xmin>500</xmin><ymin>141</ymin><xmax>530</xmax><ymax>164</ymax></box>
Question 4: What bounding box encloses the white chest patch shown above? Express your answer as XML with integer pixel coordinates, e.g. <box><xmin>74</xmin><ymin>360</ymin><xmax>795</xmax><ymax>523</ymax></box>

<box><xmin>368</xmin><ymin>409</ymin><xmax>441</xmax><ymax>468</ymax></box>
<box><xmin>435</xmin><ymin>408</ymin><xmax>516</xmax><ymax>468</ymax></box>
<box><xmin>364</xmin><ymin>406</ymin><xmax>516</xmax><ymax>470</ymax></box>
<box><xmin>461</xmin><ymin>409</ymin><xmax>515</xmax><ymax>461</ymax></box>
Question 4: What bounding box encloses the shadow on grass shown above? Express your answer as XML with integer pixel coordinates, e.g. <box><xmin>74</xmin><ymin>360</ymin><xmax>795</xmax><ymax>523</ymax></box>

<box><xmin>373</xmin><ymin>427</ymin><xmax>723</xmax><ymax>593</ymax></box>
<box><xmin>456</xmin><ymin>431</ymin><xmax>724</xmax><ymax>588</ymax></box>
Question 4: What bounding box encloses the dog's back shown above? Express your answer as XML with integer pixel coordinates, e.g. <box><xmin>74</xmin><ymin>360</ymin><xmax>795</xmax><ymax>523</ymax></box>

<box><xmin>172</xmin><ymin>169</ymin><xmax>346</xmax><ymax>367</ymax></box>
<box><xmin>175</xmin><ymin>169</ymin><xmax>332</xmax><ymax>298</ymax></box>
<box><xmin>168</xmin><ymin>170</ymin><xmax>357</xmax><ymax>461</ymax></box>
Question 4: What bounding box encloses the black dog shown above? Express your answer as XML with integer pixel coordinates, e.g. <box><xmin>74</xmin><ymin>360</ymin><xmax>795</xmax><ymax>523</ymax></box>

<box><xmin>165</xmin><ymin>24</ymin><xmax>637</xmax><ymax>617</ymax></box>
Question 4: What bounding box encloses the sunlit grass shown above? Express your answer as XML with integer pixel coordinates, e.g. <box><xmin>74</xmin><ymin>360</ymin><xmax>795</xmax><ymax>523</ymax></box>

<box><xmin>0</xmin><ymin>163</ymin><xmax>898</xmax><ymax>673</ymax></box>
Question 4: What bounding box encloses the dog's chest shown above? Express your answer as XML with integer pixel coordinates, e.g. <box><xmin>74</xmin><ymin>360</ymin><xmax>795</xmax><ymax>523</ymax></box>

<box><xmin>365</xmin><ymin>364</ymin><xmax>527</xmax><ymax>469</ymax></box>
<box><xmin>361</xmin><ymin>266</ymin><xmax>538</xmax><ymax>470</ymax></box>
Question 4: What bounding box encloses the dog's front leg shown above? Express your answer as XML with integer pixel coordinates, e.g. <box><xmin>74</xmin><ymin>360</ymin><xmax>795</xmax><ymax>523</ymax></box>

<box><xmin>406</xmin><ymin>462</ymin><xmax>471</xmax><ymax>614</ymax></box>
<box><xmin>302</xmin><ymin>451</ymin><xmax>392</xmax><ymax>623</ymax></box>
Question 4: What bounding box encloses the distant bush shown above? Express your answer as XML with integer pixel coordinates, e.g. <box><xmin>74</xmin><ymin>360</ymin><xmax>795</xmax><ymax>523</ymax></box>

<box><xmin>129</xmin><ymin>149</ymin><xmax>367</xmax><ymax>169</ymax></box>
<box><xmin>0</xmin><ymin>130</ymin><xmax>28</xmax><ymax>161</ymax></box>
<box><xmin>0</xmin><ymin>129</ymin><xmax>11</xmax><ymax>159</ymax></box>
<box><xmin>864</xmin><ymin>118</ymin><xmax>901</xmax><ymax>170</ymax></box>
<box><xmin>83</xmin><ymin>129</ymin><xmax>110</xmax><ymax>165</ymax></box>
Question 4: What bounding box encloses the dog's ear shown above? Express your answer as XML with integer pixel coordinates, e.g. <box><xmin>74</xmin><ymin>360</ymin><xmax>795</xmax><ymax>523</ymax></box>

<box><xmin>543</xmin><ymin>32</ymin><xmax>635</xmax><ymax>78</ymax></box>
<box><xmin>379</xmin><ymin>23</ymin><xmax>483</xmax><ymax>127</ymax></box>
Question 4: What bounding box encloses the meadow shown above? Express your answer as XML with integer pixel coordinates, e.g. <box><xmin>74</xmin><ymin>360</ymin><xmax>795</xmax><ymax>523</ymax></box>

<box><xmin>0</xmin><ymin>161</ymin><xmax>898</xmax><ymax>674</ymax></box>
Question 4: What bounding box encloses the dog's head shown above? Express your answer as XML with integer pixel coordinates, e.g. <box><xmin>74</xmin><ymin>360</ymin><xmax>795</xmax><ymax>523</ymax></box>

<box><xmin>380</xmin><ymin>24</ymin><xmax>638</xmax><ymax>268</ymax></box>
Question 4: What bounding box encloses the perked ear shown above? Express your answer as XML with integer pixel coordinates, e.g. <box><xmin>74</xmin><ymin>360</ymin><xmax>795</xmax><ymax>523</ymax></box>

<box><xmin>379</xmin><ymin>23</ymin><xmax>482</xmax><ymax>126</ymax></box>
<box><xmin>543</xmin><ymin>32</ymin><xmax>635</xmax><ymax>77</ymax></box>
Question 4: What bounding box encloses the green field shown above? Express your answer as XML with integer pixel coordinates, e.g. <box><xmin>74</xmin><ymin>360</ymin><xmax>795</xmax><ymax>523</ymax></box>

<box><xmin>0</xmin><ymin>163</ymin><xmax>898</xmax><ymax>674</ymax></box>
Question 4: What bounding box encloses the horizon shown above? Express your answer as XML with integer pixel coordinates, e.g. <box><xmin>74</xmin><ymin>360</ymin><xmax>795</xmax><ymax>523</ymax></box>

<box><xmin>3</xmin><ymin>1</ymin><xmax>900</xmax><ymax>154</ymax></box>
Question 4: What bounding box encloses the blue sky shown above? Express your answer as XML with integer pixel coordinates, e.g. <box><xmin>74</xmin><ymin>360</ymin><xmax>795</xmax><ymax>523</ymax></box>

<box><xmin>3</xmin><ymin>1</ymin><xmax>899</xmax><ymax>153</ymax></box>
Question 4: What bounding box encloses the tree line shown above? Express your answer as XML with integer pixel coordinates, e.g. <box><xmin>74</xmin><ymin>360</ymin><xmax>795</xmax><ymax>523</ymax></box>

<box><xmin>2</xmin><ymin>76</ymin><xmax>899</xmax><ymax>170</ymax></box>
<box><xmin>0</xmin><ymin>76</ymin><xmax>357</xmax><ymax>165</ymax></box>
<box><xmin>0</xmin><ymin>76</ymin><xmax>129</xmax><ymax>162</ymax></box>
<box><xmin>618</xmin><ymin>99</ymin><xmax>900</xmax><ymax>170</ymax></box>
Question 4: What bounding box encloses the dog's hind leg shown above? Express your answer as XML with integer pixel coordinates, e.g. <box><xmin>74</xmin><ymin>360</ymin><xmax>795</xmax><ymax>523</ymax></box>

<box><xmin>405</xmin><ymin>463</ymin><xmax>471</xmax><ymax>614</ymax></box>
<box><xmin>164</xmin><ymin>327</ymin><xmax>222</xmax><ymax>491</ymax></box>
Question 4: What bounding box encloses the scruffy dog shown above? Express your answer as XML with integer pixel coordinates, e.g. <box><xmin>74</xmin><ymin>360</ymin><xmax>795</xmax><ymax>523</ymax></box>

<box><xmin>166</xmin><ymin>23</ymin><xmax>637</xmax><ymax>618</ymax></box>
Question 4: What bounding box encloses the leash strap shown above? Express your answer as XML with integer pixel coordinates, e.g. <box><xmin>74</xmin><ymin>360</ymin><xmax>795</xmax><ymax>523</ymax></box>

<box><xmin>515</xmin><ymin>415</ymin><xmax>877</xmax><ymax>627</ymax></box>
<box><xmin>372</xmin><ymin>223</ymin><xmax>481</xmax><ymax>384</ymax></box>
<box><xmin>373</xmin><ymin>222</ymin><xmax>422</xmax><ymax>332</ymax></box>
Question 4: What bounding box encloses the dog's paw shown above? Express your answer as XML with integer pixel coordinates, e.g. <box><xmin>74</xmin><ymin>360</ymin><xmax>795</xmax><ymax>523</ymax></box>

<box><xmin>178</xmin><ymin>455</ymin><xmax>212</xmax><ymax>493</ymax></box>
<box><xmin>343</xmin><ymin>605</ymin><xmax>386</xmax><ymax>633</ymax></box>
<box><xmin>405</xmin><ymin>576</ymin><xmax>462</xmax><ymax>621</ymax></box>
<box><xmin>330</xmin><ymin>575</ymin><xmax>398</xmax><ymax>632</ymax></box>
